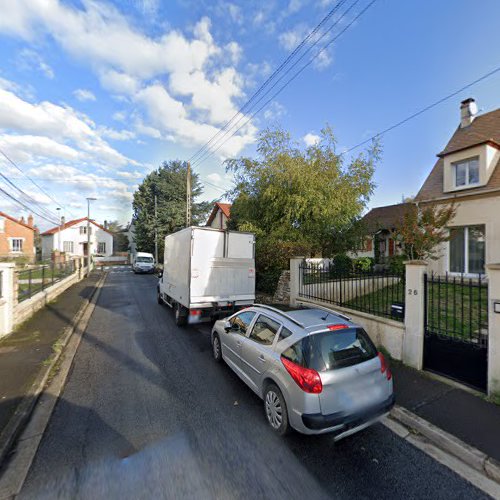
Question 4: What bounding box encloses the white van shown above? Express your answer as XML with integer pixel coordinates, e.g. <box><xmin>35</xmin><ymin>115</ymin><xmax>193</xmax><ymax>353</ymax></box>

<box><xmin>133</xmin><ymin>252</ymin><xmax>155</xmax><ymax>274</ymax></box>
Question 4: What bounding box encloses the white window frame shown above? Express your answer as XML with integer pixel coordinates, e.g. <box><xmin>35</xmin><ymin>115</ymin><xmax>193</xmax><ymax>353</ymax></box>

<box><xmin>0</xmin><ymin>217</ymin><xmax>4</xmax><ymax>233</ymax></box>
<box><xmin>63</xmin><ymin>241</ymin><xmax>74</xmax><ymax>253</ymax></box>
<box><xmin>9</xmin><ymin>237</ymin><xmax>24</xmax><ymax>253</ymax></box>
<box><xmin>448</xmin><ymin>225</ymin><xmax>485</xmax><ymax>276</ymax></box>
<box><xmin>453</xmin><ymin>157</ymin><xmax>479</xmax><ymax>188</ymax></box>
<box><xmin>97</xmin><ymin>242</ymin><xmax>106</xmax><ymax>254</ymax></box>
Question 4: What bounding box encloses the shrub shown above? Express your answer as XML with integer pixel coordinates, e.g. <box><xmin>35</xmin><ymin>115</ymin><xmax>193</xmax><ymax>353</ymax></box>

<box><xmin>353</xmin><ymin>257</ymin><xmax>374</xmax><ymax>272</ymax></box>
<box><xmin>388</xmin><ymin>255</ymin><xmax>406</xmax><ymax>276</ymax></box>
<box><xmin>331</xmin><ymin>253</ymin><xmax>352</xmax><ymax>276</ymax></box>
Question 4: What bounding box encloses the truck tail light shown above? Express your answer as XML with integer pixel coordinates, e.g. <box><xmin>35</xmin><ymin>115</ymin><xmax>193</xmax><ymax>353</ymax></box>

<box><xmin>190</xmin><ymin>309</ymin><xmax>202</xmax><ymax>316</ymax></box>
<box><xmin>281</xmin><ymin>356</ymin><xmax>322</xmax><ymax>394</ymax></box>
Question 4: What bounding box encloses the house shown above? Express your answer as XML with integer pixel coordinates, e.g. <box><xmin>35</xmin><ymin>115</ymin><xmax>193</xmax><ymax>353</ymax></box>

<box><xmin>358</xmin><ymin>98</ymin><xmax>500</xmax><ymax>276</ymax></box>
<box><xmin>206</xmin><ymin>202</ymin><xmax>231</xmax><ymax>229</ymax></box>
<box><xmin>350</xmin><ymin>203</ymin><xmax>411</xmax><ymax>263</ymax></box>
<box><xmin>41</xmin><ymin>217</ymin><xmax>113</xmax><ymax>260</ymax></box>
<box><xmin>127</xmin><ymin>220</ymin><xmax>136</xmax><ymax>258</ymax></box>
<box><xmin>0</xmin><ymin>212</ymin><xmax>36</xmax><ymax>262</ymax></box>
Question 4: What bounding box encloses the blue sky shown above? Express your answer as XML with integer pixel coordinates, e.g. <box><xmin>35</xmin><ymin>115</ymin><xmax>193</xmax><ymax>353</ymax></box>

<box><xmin>1</xmin><ymin>0</ymin><xmax>500</xmax><ymax>231</ymax></box>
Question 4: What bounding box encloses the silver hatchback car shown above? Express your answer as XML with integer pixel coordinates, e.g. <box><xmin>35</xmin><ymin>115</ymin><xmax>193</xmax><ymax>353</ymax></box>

<box><xmin>211</xmin><ymin>304</ymin><xmax>394</xmax><ymax>439</ymax></box>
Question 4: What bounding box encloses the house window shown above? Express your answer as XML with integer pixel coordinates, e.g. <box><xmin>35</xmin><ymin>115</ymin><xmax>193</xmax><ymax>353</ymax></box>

<box><xmin>11</xmin><ymin>238</ymin><xmax>23</xmax><ymax>252</ymax></box>
<box><xmin>449</xmin><ymin>225</ymin><xmax>485</xmax><ymax>274</ymax></box>
<box><xmin>97</xmin><ymin>242</ymin><xmax>106</xmax><ymax>254</ymax></box>
<box><xmin>79</xmin><ymin>226</ymin><xmax>92</xmax><ymax>235</ymax></box>
<box><xmin>63</xmin><ymin>241</ymin><xmax>74</xmax><ymax>253</ymax></box>
<box><xmin>454</xmin><ymin>157</ymin><xmax>479</xmax><ymax>187</ymax></box>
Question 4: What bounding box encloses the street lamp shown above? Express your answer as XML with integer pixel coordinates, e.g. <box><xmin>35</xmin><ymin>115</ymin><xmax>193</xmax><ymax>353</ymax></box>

<box><xmin>86</xmin><ymin>197</ymin><xmax>96</xmax><ymax>275</ymax></box>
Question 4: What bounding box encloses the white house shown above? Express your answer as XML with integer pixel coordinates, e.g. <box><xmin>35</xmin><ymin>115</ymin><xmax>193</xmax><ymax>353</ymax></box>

<box><xmin>41</xmin><ymin>217</ymin><xmax>113</xmax><ymax>260</ymax></box>
<box><xmin>206</xmin><ymin>202</ymin><xmax>231</xmax><ymax>229</ymax></box>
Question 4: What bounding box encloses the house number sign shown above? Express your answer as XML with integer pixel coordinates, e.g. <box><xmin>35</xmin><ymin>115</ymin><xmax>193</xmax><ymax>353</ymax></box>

<box><xmin>408</xmin><ymin>289</ymin><xmax>418</xmax><ymax>296</ymax></box>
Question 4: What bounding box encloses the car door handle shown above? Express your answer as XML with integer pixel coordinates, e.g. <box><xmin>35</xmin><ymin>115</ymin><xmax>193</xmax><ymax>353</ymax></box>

<box><xmin>236</xmin><ymin>341</ymin><xmax>242</xmax><ymax>347</ymax></box>
<box><xmin>258</xmin><ymin>355</ymin><xmax>266</xmax><ymax>362</ymax></box>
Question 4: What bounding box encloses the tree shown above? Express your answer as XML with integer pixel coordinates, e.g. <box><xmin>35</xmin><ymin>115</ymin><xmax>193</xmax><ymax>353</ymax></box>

<box><xmin>106</xmin><ymin>221</ymin><xmax>129</xmax><ymax>252</ymax></box>
<box><xmin>132</xmin><ymin>161</ymin><xmax>213</xmax><ymax>256</ymax></box>
<box><xmin>225</xmin><ymin>125</ymin><xmax>380</xmax><ymax>292</ymax></box>
<box><xmin>393</xmin><ymin>202</ymin><xmax>456</xmax><ymax>261</ymax></box>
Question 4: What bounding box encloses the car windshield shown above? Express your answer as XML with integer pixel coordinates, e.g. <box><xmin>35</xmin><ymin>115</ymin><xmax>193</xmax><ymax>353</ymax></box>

<box><xmin>283</xmin><ymin>327</ymin><xmax>377</xmax><ymax>371</ymax></box>
<box><xmin>137</xmin><ymin>257</ymin><xmax>153</xmax><ymax>263</ymax></box>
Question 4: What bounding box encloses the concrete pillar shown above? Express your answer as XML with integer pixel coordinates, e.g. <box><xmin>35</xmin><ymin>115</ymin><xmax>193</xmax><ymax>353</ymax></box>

<box><xmin>486</xmin><ymin>263</ymin><xmax>500</xmax><ymax>397</ymax></box>
<box><xmin>289</xmin><ymin>257</ymin><xmax>304</xmax><ymax>307</ymax></box>
<box><xmin>0</xmin><ymin>263</ymin><xmax>16</xmax><ymax>338</ymax></box>
<box><xmin>402</xmin><ymin>261</ymin><xmax>428</xmax><ymax>370</ymax></box>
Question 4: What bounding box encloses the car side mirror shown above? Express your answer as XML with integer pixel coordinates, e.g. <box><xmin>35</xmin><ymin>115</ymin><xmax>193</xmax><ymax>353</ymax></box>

<box><xmin>224</xmin><ymin>321</ymin><xmax>232</xmax><ymax>333</ymax></box>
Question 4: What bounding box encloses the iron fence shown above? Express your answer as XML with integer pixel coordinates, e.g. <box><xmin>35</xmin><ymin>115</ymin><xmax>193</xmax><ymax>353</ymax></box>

<box><xmin>424</xmin><ymin>272</ymin><xmax>488</xmax><ymax>342</ymax></box>
<box><xmin>298</xmin><ymin>262</ymin><xmax>405</xmax><ymax>321</ymax></box>
<box><xmin>17</xmin><ymin>260</ymin><xmax>76</xmax><ymax>302</ymax></box>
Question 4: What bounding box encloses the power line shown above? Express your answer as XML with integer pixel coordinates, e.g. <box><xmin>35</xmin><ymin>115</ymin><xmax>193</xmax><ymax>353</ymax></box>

<box><xmin>0</xmin><ymin>148</ymin><xmax>74</xmax><ymax>217</ymax></box>
<box><xmin>341</xmin><ymin>64</ymin><xmax>500</xmax><ymax>155</ymax></box>
<box><xmin>192</xmin><ymin>0</ymin><xmax>377</xmax><ymax>168</ymax></box>
<box><xmin>188</xmin><ymin>0</ymin><xmax>350</xmax><ymax>166</ymax></box>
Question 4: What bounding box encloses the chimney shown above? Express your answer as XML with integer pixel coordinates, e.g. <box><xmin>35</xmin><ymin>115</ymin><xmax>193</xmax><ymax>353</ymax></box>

<box><xmin>460</xmin><ymin>98</ymin><xmax>477</xmax><ymax>128</ymax></box>
<box><xmin>60</xmin><ymin>216</ymin><xmax>65</xmax><ymax>226</ymax></box>
<box><xmin>104</xmin><ymin>220</ymin><xmax>108</xmax><ymax>230</ymax></box>
<box><xmin>19</xmin><ymin>216</ymin><xmax>25</xmax><ymax>225</ymax></box>
<box><xmin>27</xmin><ymin>214</ymin><xmax>34</xmax><ymax>227</ymax></box>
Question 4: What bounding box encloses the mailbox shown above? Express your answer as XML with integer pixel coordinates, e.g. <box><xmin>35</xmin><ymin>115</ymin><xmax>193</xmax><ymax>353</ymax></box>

<box><xmin>391</xmin><ymin>302</ymin><xmax>405</xmax><ymax>319</ymax></box>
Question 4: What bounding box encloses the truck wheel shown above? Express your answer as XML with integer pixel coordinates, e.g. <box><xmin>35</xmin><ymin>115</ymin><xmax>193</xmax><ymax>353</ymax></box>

<box><xmin>174</xmin><ymin>303</ymin><xmax>187</xmax><ymax>327</ymax></box>
<box><xmin>157</xmin><ymin>289</ymin><xmax>162</xmax><ymax>305</ymax></box>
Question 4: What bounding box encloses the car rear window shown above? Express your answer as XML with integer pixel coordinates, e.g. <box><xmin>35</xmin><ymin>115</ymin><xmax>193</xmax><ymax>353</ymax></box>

<box><xmin>282</xmin><ymin>328</ymin><xmax>377</xmax><ymax>371</ymax></box>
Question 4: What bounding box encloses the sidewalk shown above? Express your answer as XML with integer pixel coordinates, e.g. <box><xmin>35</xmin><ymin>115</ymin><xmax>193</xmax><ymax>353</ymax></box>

<box><xmin>391</xmin><ymin>361</ymin><xmax>500</xmax><ymax>463</ymax></box>
<box><xmin>0</xmin><ymin>271</ymin><xmax>101</xmax><ymax>459</ymax></box>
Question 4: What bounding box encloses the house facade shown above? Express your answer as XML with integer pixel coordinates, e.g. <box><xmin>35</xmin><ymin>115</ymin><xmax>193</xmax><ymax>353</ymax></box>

<box><xmin>415</xmin><ymin>98</ymin><xmax>500</xmax><ymax>276</ymax></box>
<box><xmin>0</xmin><ymin>212</ymin><xmax>36</xmax><ymax>262</ymax></box>
<box><xmin>206</xmin><ymin>202</ymin><xmax>231</xmax><ymax>229</ymax></box>
<box><xmin>41</xmin><ymin>217</ymin><xmax>113</xmax><ymax>260</ymax></box>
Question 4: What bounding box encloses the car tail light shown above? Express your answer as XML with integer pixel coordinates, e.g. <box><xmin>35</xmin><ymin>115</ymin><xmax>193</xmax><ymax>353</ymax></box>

<box><xmin>281</xmin><ymin>357</ymin><xmax>322</xmax><ymax>394</ymax></box>
<box><xmin>327</xmin><ymin>324</ymin><xmax>348</xmax><ymax>331</ymax></box>
<box><xmin>378</xmin><ymin>352</ymin><xmax>392</xmax><ymax>380</ymax></box>
<box><xmin>190</xmin><ymin>309</ymin><xmax>202</xmax><ymax>316</ymax></box>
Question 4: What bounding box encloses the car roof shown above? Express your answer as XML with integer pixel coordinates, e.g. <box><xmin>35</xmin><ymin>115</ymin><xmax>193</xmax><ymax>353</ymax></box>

<box><xmin>249</xmin><ymin>304</ymin><xmax>358</xmax><ymax>332</ymax></box>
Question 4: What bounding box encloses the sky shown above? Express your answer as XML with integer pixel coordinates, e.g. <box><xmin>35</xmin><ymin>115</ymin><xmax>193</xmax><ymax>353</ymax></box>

<box><xmin>1</xmin><ymin>0</ymin><xmax>500</xmax><ymax>232</ymax></box>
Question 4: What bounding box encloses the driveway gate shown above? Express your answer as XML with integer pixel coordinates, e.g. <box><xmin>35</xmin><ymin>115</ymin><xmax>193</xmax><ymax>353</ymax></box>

<box><xmin>423</xmin><ymin>273</ymin><xmax>488</xmax><ymax>392</ymax></box>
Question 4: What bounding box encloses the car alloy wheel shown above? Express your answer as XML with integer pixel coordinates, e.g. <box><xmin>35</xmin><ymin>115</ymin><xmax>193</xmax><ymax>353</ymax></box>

<box><xmin>265</xmin><ymin>390</ymin><xmax>283</xmax><ymax>430</ymax></box>
<box><xmin>212</xmin><ymin>334</ymin><xmax>222</xmax><ymax>362</ymax></box>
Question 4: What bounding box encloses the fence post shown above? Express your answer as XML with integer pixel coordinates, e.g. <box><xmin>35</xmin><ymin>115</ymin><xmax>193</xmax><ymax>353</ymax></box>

<box><xmin>0</xmin><ymin>263</ymin><xmax>16</xmax><ymax>338</ymax></box>
<box><xmin>289</xmin><ymin>257</ymin><xmax>304</xmax><ymax>307</ymax></box>
<box><xmin>402</xmin><ymin>260</ymin><xmax>428</xmax><ymax>370</ymax></box>
<box><xmin>486</xmin><ymin>263</ymin><xmax>500</xmax><ymax>397</ymax></box>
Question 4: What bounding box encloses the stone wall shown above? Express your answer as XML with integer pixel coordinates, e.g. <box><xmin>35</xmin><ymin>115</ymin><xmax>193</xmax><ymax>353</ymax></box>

<box><xmin>273</xmin><ymin>270</ymin><xmax>290</xmax><ymax>303</ymax></box>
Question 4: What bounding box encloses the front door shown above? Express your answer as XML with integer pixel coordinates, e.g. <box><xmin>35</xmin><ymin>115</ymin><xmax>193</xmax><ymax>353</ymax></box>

<box><xmin>82</xmin><ymin>242</ymin><xmax>88</xmax><ymax>256</ymax></box>
<box><xmin>221</xmin><ymin>311</ymin><xmax>256</xmax><ymax>374</ymax></box>
<box><xmin>240</xmin><ymin>314</ymin><xmax>280</xmax><ymax>392</ymax></box>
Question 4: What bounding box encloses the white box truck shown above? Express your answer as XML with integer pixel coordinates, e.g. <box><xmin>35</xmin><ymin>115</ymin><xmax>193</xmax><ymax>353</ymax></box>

<box><xmin>157</xmin><ymin>227</ymin><xmax>255</xmax><ymax>326</ymax></box>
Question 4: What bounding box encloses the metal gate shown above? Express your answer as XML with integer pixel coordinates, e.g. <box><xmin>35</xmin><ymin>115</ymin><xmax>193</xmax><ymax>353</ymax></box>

<box><xmin>423</xmin><ymin>273</ymin><xmax>488</xmax><ymax>392</ymax></box>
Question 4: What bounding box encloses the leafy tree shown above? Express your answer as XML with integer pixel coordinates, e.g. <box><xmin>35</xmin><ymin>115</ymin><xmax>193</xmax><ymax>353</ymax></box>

<box><xmin>106</xmin><ymin>221</ymin><xmax>129</xmax><ymax>252</ymax></box>
<box><xmin>225</xmin><ymin>125</ymin><xmax>380</xmax><ymax>292</ymax></box>
<box><xmin>393</xmin><ymin>202</ymin><xmax>456</xmax><ymax>261</ymax></box>
<box><xmin>132</xmin><ymin>161</ymin><xmax>213</xmax><ymax>256</ymax></box>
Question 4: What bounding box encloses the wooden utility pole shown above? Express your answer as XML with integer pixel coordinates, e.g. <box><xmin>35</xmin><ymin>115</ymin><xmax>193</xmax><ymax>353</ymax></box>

<box><xmin>154</xmin><ymin>191</ymin><xmax>158</xmax><ymax>265</ymax></box>
<box><xmin>186</xmin><ymin>162</ymin><xmax>191</xmax><ymax>227</ymax></box>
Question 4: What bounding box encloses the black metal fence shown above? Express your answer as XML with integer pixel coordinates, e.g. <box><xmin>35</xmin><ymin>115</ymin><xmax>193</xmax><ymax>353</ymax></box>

<box><xmin>424</xmin><ymin>273</ymin><xmax>488</xmax><ymax>342</ymax></box>
<box><xmin>298</xmin><ymin>262</ymin><xmax>405</xmax><ymax>321</ymax></box>
<box><xmin>17</xmin><ymin>260</ymin><xmax>76</xmax><ymax>302</ymax></box>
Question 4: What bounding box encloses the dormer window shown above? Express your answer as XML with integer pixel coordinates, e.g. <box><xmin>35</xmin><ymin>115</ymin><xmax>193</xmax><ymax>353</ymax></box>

<box><xmin>454</xmin><ymin>157</ymin><xmax>479</xmax><ymax>187</ymax></box>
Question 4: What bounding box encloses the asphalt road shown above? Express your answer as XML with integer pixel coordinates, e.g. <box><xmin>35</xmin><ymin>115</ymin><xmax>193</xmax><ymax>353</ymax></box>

<box><xmin>20</xmin><ymin>271</ymin><xmax>489</xmax><ymax>499</ymax></box>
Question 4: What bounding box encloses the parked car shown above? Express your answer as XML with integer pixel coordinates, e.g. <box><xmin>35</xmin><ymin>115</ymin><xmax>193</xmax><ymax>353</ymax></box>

<box><xmin>211</xmin><ymin>304</ymin><xmax>394</xmax><ymax>439</ymax></box>
<box><xmin>132</xmin><ymin>252</ymin><xmax>155</xmax><ymax>274</ymax></box>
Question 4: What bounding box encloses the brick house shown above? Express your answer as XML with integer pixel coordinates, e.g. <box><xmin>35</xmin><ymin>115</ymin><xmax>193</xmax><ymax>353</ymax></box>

<box><xmin>0</xmin><ymin>212</ymin><xmax>36</xmax><ymax>262</ymax></box>
<box><xmin>206</xmin><ymin>202</ymin><xmax>231</xmax><ymax>229</ymax></box>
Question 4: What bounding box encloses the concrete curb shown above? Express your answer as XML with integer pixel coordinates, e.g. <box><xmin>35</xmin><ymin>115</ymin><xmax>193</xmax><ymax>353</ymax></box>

<box><xmin>0</xmin><ymin>272</ymin><xmax>106</xmax><ymax>484</ymax></box>
<box><xmin>389</xmin><ymin>405</ymin><xmax>500</xmax><ymax>486</ymax></box>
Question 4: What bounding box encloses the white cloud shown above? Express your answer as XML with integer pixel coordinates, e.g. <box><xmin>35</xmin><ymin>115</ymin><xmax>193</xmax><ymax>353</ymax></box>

<box><xmin>288</xmin><ymin>0</ymin><xmax>304</xmax><ymax>14</ymax></box>
<box><xmin>99</xmin><ymin>127</ymin><xmax>136</xmax><ymax>141</ymax></box>
<box><xmin>112</xmin><ymin>111</ymin><xmax>126</xmax><ymax>122</ymax></box>
<box><xmin>313</xmin><ymin>49</ymin><xmax>333</xmax><ymax>70</ymax></box>
<box><xmin>279</xmin><ymin>24</ymin><xmax>309</xmax><ymax>51</ymax></box>
<box><xmin>17</xmin><ymin>49</ymin><xmax>54</xmax><ymax>79</ymax></box>
<box><xmin>263</xmin><ymin>101</ymin><xmax>286</xmax><ymax>121</ymax></box>
<box><xmin>207</xmin><ymin>173</ymin><xmax>222</xmax><ymax>183</ymax></box>
<box><xmin>303</xmin><ymin>132</ymin><xmax>320</xmax><ymax>146</ymax></box>
<box><xmin>73</xmin><ymin>88</ymin><xmax>96</xmax><ymax>102</ymax></box>
<box><xmin>116</xmin><ymin>170</ymin><xmax>143</xmax><ymax>179</ymax></box>
<box><xmin>0</xmin><ymin>1</ymin><xmax>256</xmax><ymax>156</ymax></box>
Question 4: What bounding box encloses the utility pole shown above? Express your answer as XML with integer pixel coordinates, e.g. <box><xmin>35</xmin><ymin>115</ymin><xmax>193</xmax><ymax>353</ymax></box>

<box><xmin>86</xmin><ymin>197</ymin><xmax>96</xmax><ymax>275</ymax></box>
<box><xmin>154</xmin><ymin>189</ymin><xmax>158</xmax><ymax>265</ymax></box>
<box><xmin>186</xmin><ymin>162</ymin><xmax>191</xmax><ymax>227</ymax></box>
<box><xmin>56</xmin><ymin>207</ymin><xmax>61</xmax><ymax>252</ymax></box>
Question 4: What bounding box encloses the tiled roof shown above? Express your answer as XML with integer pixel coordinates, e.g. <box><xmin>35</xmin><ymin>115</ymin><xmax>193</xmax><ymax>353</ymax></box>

<box><xmin>206</xmin><ymin>202</ymin><xmax>231</xmax><ymax>226</ymax></box>
<box><xmin>0</xmin><ymin>211</ymin><xmax>35</xmax><ymax>231</ymax></box>
<box><xmin>41</xmin><ymin>217</ymin><xmax>113</xmax><ymax>236</ymax></box>
<box><xmin>361</xmin><ymin>203</ymin><xmax>412</xmax><ymax>232</ymax></box>
<box><xmin>416</xmin><ymin>108</ymin><xmax>500</xmax><ymax>201</ymax></box>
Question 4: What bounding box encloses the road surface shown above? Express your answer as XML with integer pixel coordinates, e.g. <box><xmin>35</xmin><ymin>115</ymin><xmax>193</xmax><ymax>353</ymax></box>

<box><xmin>20</xmin><ymin>271</ymin><xmax>489</xmax><ymax>499</ymax></box>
